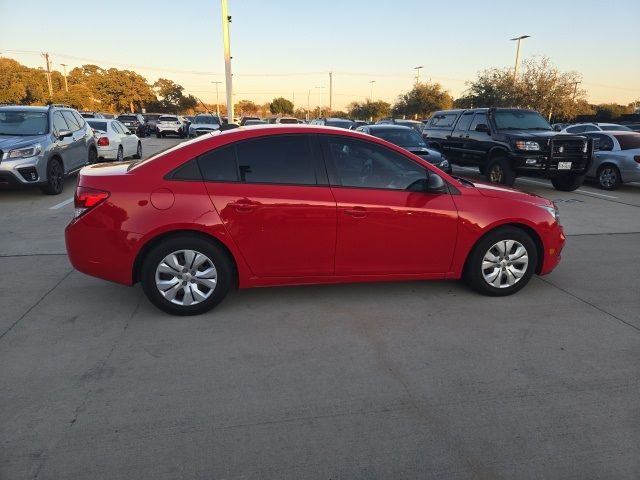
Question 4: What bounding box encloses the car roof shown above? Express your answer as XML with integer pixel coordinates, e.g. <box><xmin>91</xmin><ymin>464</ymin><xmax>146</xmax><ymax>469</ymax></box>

<box><xmin>366</xmin><ymin>124</ymin><xmax>413</xmax><ymax>131</ymax></box>
<box><xmin>0</xmin><ymin>105</ymin><xmax>49</xmax><ymax>113</ymax></box>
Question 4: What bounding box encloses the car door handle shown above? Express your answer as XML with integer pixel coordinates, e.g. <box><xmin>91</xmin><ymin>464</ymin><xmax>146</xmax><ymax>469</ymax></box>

<box><xmin>344</xmin><ymin>207</ymin><xmax>367</xmax><ymax>218</ymax></box>
<box><xmin>228</xmin><ymin>201</ymin><xmax>257</xmax><ymax>212</ymax></box>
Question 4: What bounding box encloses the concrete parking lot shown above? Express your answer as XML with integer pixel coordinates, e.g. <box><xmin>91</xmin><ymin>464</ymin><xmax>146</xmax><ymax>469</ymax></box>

<box><xmin>1</xmin><ymin>137</ymin><xmax>639</xmax><ymax>479</ymax></box>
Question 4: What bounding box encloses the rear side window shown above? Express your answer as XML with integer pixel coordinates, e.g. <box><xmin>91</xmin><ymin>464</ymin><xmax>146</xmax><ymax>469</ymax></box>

<box><xmin>198</xmin><ymin>145</ymin><xmax>239</xmax><ymax>182</ymax></box>
<box><xmin>469</xmin><ymin>113</ymin><xmax>487</xmax><ymax>131</ymax></box>
<box><xmin>236</xmin><ymin>135</ymin><xmax>316</xmax><ymax>185</ymax></box>
<box><xmin>429</xmin><ymin>113</ymin><xmax>457</xmax><ymax>128</ymax></box>
<box><xmin>615</xmin><ymin>134</ymin><xmax>640</xmax><ymax>150</ymax></box>
<box><xmin>591</xmin><ymin>134</ymin><xmax>614</xmax><ymax>151</ymax></box>
<box><xmin>72</xmin><ymin>111</ymin><xmax>86</xmax><ymax>128</ymax></box>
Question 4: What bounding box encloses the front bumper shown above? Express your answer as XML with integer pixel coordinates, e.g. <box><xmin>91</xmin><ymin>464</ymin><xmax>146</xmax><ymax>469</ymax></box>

<box><xmin>539</xmin><ymin>223</ymin><xmax>566</xmax><ymax>275</ymax></box>
<box><xmin>0</xmin><ymin>155</ymin><xmax>46</xmax><ymax>187</ymax></box>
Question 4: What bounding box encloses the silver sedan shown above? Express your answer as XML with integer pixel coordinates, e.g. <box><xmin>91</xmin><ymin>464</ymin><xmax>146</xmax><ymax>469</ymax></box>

<box><xmin>584</xmin><ymin>132</ymin><xmax>640</xmax><ymax>190</ymax></box>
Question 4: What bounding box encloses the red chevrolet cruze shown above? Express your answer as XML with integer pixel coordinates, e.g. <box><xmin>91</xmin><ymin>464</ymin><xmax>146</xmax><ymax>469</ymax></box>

<box><xmin>65</xmin><ymin>125</ymin><xmax>565</xmax><ymax>315</ymax></box>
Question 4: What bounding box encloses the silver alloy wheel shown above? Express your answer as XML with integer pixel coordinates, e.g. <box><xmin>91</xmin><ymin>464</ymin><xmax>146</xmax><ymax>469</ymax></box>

<box><xmin>599</xmin><ymin>167</ymin><xmax>617</xmax><ymax>188</ymax></box>
<box><xmin>481</xmin><ymin>240</ymin><xmax>529</xmax><ymax>288</ymax></box>
<box><xmin>155</xmin><ymin>249</ymin><xmax>217</xmax><ymax>306</ymax></box>
<box><xmin>489</xmin><ymin>164</ymin><xmax>503</xmax><ymax>182</ymax></box>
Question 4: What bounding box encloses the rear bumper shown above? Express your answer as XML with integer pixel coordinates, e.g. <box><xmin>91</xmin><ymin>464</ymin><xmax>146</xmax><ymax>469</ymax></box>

<box><xmin>97</xmin><ymin>147</ymin><xmax>118</xmax><ymax>160</ymax></box>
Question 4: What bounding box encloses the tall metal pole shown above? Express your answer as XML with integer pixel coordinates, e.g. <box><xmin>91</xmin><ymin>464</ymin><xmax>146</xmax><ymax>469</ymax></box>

<box><xmin>572</xmin><ymin>81</ymin><xmax>580</xmax><ymax>101</ymax></box>
<box><xmin>221</xmin><ymin>0</ymin><xmax>233</xmax><ymax>122</ymax></box>
<box><xmin>307</xmin><ymin>89</ymin><xmax>311</xmax><ymax>121</ymax></box>
<box><xmin>329</xmin><ymin>72</ymin><xmax>333</xmax><ymax>113</ymax></box>
<box><xmin>41</xmin><ymin>52</ymin><xmax>53</xmax><ymax>98</ymax></box>
<box><xmin>211</xmin><ymin>81</ymin><xmax>222</xmax><ymax>116</ymax></box>
<box><xmin>60</xmin><ymin>63</ymin><xmax>68</xmax><ymax>92</ymax></box>
<box><xmin>315</xmin><ymin>86</ymin><xmax>324</xmax><ymax>117</ymax></box>
<box><xmin>511</xmin><ymin>35</ymin><xmax>530</xmax><ymax>79</ymax></box>
<box><xmin>414</xmin><ymin>66</ymin><xmax>423</xmax><ymax>87</ymax></box>
<box><xmin>369</xmin><ymin>80</ymin><xmax>376</xmax><ymax>101</ymax></box>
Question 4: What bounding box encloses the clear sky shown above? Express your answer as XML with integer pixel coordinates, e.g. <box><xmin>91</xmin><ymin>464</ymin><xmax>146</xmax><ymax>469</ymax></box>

<box><xmin>1</xmin><ymin>0</ymin><xmax>639</xmax><ymax>110</ymax></box>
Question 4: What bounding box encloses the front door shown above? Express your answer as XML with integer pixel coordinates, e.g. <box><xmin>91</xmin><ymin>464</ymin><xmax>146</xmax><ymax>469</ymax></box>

<box><xmin>320</xmin><ymin>135</ymin><xmax>458</xmax><ymax>275</ymax></box>
<box><xmin>201</xmin><ymin>134</ymin><xmax>337</xmax><ymax>277</ymax></box>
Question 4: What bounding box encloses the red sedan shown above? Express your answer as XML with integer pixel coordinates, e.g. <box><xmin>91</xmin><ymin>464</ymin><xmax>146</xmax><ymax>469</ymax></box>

<box><xmin>65</xmin><ymin>126</ymin><xmax>565</xmax><ymax>315</ymax></box>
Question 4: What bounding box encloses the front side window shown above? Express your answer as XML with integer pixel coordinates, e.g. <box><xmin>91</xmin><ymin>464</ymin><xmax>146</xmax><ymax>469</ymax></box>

<box><xmin>236</xmin><ymin>135</ymin><xmax>316</xmax><ymax>184</ymax></box>
<box><xmin>62</xmin><ymin>111</ymin><xmax>81</xmax><ymax>132</ymax></box>
<box><xmin>71</xmin><ymin>111</ymin><xmax>86</xmax><ymax>129</ymax></box>
<box><xmin>52</xmin><ymin>112</ymin><xmax>70</xmax><ymax>136</ymax></box>
<box><xmin>324</xmin><ymin>136</ymin><xmax>426</xmax><ymax>191</ymax></box>
<box><xmin>454</xmin><ymin>113</ymin><xmax>475</xmax><ymax>132</ymax></box>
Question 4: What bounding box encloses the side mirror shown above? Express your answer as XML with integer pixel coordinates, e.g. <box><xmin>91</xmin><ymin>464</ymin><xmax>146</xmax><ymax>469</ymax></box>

<box><xmin>58</xmin><ymin>129</ymin><xmax>72</xmax><ymax>140</ymax></box>
<box><xmin>125</xmin><ymin>131</ymin><xmax>131</xmax><ymax>135</ymax></box>
<box><xmin>475</xmin><ymin>123</ymin><xmax>490</xmax><ymax>133</ymax></box>
<box><xmin>425</xmin><ymin>172</ymin><xmax>448</xmax><ymax>193</ymax></box>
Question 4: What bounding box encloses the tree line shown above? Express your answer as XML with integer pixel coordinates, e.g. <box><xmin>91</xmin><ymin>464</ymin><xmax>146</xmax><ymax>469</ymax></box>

<box><xmin>1</xmin><ymin>56</ymin><xmax>636</xmax><ymax>122</ymax></box>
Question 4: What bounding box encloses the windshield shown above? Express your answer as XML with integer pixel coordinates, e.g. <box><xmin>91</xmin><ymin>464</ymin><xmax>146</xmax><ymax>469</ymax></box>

<box><xmin>325</xmin><ymin>120</ymin><xmax>353</xmax><ymax>128</ymax></box>
<box><xmin>87</xmin><ymin>121</ymin><xmax>108</xmax><ymax>132</ymax></box>
<box><xmin>372</xmin><ymin>128</ymin><xmax>426</xmax><ymax>147</ymax></box>
<box><xmin>0</xmin><ymin>111</ymin><xmax>48</xmax><ymax>136</ymax></box>
<box><xmin>193</xmin><ymin>115</ymin><xmax>220</xmax><ymax>125</ymax></box>
<box><xmin>494</xmin><ymin>111</ymin><xmax>552</xmax><ymax>131</ymax></box>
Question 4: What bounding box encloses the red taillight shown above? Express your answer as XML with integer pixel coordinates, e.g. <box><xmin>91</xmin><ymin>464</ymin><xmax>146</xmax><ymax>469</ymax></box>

<box><xmin>97</xmin><ymin>137</ymin><xmax>109</xmax><ymax>146</ymax></box>
<box><xmin>634</xmin><ymin>155</ymin><xmax>640</xmax><ymax>163</ymax></box>
<box><xmin>74</xmin><ymin>186</ymin><xmax>110</xmax><ymax>219</ymax></box>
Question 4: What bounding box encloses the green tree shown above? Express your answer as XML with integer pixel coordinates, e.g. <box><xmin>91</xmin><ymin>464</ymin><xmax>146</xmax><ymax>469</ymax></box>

<box><xmin>235</xmin><ymin>99</ymin><xmax>258</xmax><ymax>116</ymax></box>
<box><xmin>392</xmin><ymin>82</ymin><xmax>453</xmax><ymax>119</ymax></box>
<box><xmin>594</xmin><ymin>103</ymin><xmax>632</xmax><ymax>121</ymax></box>
<box><xmin>347</xmin><ymin>100</ymin><xmax>391</xmax><ymax>121</ymax></box>
<box><xmin>269</xmin><ymin>97</ymin><xmax>294</xmax><ymax>115</ymax></box>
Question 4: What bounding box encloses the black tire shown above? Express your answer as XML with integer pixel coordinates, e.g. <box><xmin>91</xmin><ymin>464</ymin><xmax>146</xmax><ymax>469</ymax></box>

<box><xmin>478</xmin><ymin>165</ymin><xmax>486</xmax><ymax>175</ymax></box>
<box><xmin>40</xmin><ymin>158</ymin><xmax>64</xmax><ymax>195</ymax></box>
<box><xmin>550</xmin><ymin>174</ymin><xmax>584</xmax><ymax>191</ymax></box>
<box><xmin>88</xmin><ymin>147</ymin><xmax>98</xmax><ymax>165</ymax></box>
<box><xmin>133</xmin><ymin>142</ymin><xmax>142</xmax><ymax>159</ymax></box>
<box><xmin>486</xmin><ymin>157</ymin><xmax>516</xmax><ymax>187</ymax></box>
<box><xmin>596</xmin><ymin>165</ymin><xmax>621</xmax><ymax>190</ymax></box>
<box><xmin>116</xmin><ymin>146</ymin><xmax>124</xmax><ymax>162</ymax></box>
<box><xmin>156</xmin><ymin>132</ymin><xmax>161</xmax><ymax>138</ymax></box>
<box><xmin>464</xmin><ymin>226</ymin><xmax>538</xmax><ymax>296</ymax></box>
<box><xmin>140</xmin><ymin>235</ymin><xmax>233</xmax><ymax>316</ymax></box>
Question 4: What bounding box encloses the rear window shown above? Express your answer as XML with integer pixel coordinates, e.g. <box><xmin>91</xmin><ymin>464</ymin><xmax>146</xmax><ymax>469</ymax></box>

<box><xmin>429</xmin><ymin>113</ymin><xmax>458</xmax><ymax>128</ymax></box>
<box><xmin>614</xmin><ymin>134</ymin><xmax>640</xmax><ymax>150</ymax></box>
<box><xmin>87</xmin><ymin>121</ymin><xmax>108</xmax><ymax>132</ymax></box>
<box><xmin>159</xmin><ymin>116</ymin><xmax>178</xmax><ymax>122</ymax></box>
<box><xmin>118</xmin><ymin>115</ymin><xmax>137</xmax><ymax>121</ymax></box>
<box><xmin>278</xmin><ymin>118</ymin><xmax>299</xmax><ymax>124</ymax></box>
<box><xmin>603</xmin><ymin>125</ymin><xmax>631</xmax><ymax>132</ymax></box>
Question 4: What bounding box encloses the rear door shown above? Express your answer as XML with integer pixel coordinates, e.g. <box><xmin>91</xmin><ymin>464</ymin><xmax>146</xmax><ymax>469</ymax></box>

<box><xmin>201</xmin><ymin>134</ymin><xmax>337</xmax><ymax>277</ymax></box>
<box><xmin>448</xmin><ymin>111</ymin><xmax>474</xmax><ymax>163</ymax></box>
<box><xmin>321</xmin><ymin>135</ymin><xmax>458</xmax><ymax>275</ymax></box>
<box><xmin>464</xmin><ymin>112</ymin><xmax>490</xmax><ymax>163</ymax></box>
<box><xmin>61</xmin><ymin>110</ymin><xmax>85</xmax><ymax>169</ymax></box>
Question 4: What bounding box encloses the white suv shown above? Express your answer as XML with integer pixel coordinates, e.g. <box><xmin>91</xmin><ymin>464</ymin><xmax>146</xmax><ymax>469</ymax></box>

<box><xmin>155</xmin><ymin>115</ymin><xmax>186</xmax><ymax>138</ymax></box>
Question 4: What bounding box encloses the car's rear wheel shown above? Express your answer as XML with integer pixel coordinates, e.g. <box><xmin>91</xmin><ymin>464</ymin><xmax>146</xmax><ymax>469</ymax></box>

<box><xmin>596</xmin><ymin>165</ymin><xmax>621</xmax><ymax>190</ymax></box>
<box><xmin>464</xmin><ymin>227</ymin><xmax>538</xmax><ymax>296</ymax></box>
<box><xmin>40</xmin><ymin>158</ymin><xmax>64</xmax><ymax>195</ymax></box>
<box><xmin>116</xmin><ymin>146</ymin><xmax>124</xmax><ymax>162</ymax></box>
<box><xmin>133</xmin><ymin>142</ymin><xmax>142</xmax><ymax>159</ymax></box>
<box><xmin>88</xmin><ymin>147</ymin><xmax>98</xmax><ymax>165</ymax></box>
<box><xmin>140</xmin><ymin>236</ymin><xmax>233</xmax><ymax>315</ymax></box>
<box><xmin>551</xmin><ymin>174</ymin><xmax>584</xmax><ymax>191</ymax></box>
<box><xmin>156</xmin><ymin>132</ymin><xmax>161</xmax><ymax>138</ymax></box>
<box><xmin>486</xmin><ymin>157</ymin><xmax>516</xmax><ymax>187</ymax></box>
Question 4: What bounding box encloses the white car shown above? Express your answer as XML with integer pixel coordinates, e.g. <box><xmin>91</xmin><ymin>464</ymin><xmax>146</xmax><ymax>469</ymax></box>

<box><xmin>560</xmin><ymin>122</ymin><xmax>632</xmax><ymax>134</ymax></box>
<box><xmin>156</xmin><ymin>115</ymin><xmax>186</xmax><ymax>138</ymax></box>
<box><xmin>188</xmin><ymin>114</ymin><xmax>221</xmax><ymax>137</ymax></box>
<box><xmin>86</xmin><ymin>119</ymin><xmax>142</xmax><ymax>162</ymax></box>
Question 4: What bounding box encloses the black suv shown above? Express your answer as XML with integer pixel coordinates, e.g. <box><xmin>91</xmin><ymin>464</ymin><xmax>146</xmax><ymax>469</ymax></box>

<box><xmin>116</xmin><ymin>113</ymin><xmax>148</xmax><ymax>137</ymax></box>
<box><xmin>422</xmin><ymin>107</ymin><xmax>594</xmax><ymax>191</ymax></box>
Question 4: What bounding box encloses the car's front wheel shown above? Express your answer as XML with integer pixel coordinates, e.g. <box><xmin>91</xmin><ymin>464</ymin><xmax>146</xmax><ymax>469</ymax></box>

<box><xmin>464</xmin><ymin>227</ymin><xmax>538</xmax><ymax>296</ymax></box>
<box><xmin>551</xmin><ymin>174</ymin><xmax>584</xmax><ymax>191</ymax></box>
<box><xmin>40</xmin><ymin>158</ymin><xmax>64</xmax><ymax>195</ymax></box>
<box><xmin>140</xmin><ymin>235</ymin><xmax>233</xmax><ymax>315</ymax></box>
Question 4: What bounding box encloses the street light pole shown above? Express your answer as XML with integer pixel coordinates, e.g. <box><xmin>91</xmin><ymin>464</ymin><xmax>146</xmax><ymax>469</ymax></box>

<box><xmin>211</xmin><ymin>81</ymin><xmax>222</xmax><ymax>116</ymax></box>
<box><xmin>414</xmin><ymin>66</ymin><xmax>423</xmax><ymax>87</ymax></box>
<box><xmin>307</xmin><ymin>89</ymin><xmax>311</xmax><ymax>121</ymax></box>
<box><xmin>315</xmin><ymin>86</ymin><xmax>324</xmax><ymax>117</ymax></box>
<box><xmin>572</xmin><ymin>81</ymin><xmax>581</xmax><ymax>101</ymax></box>
<box><xmin>221</xmin><ymin>0</ymin><xmax>234</xmax><ymax>122</ymax></box>
<box><xmin>369</xmin><ymin>80</ymin><xmax>376</xmax><ymax>101</ymax></box>
<box><xmin>60</xmin><ymin>63</ymin><xmax>68</xmax><ymax>92</ymax></box>
<box><xmin>510</xmin><ymin>35</ymin><xmax>530</xmax><ymax>78</ymax></box>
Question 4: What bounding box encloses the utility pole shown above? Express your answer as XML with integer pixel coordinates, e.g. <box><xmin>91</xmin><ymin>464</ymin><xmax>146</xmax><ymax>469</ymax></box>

<box><xmin>307</xmin><ymin>89</ymin><xmax>311</xmax><ymax>121</ymax></box>
<box><xmin>315</xmin><ymin>86</ymin><xmax>324</xmax><ymax>117</ymax></box>
<box><xmin>511</xmin><ymin>35</ymin><xmax>530</xmax><ymax>79</ymax></box>
<box><xmin>221</xmin><ymin>0</ymin><xmax>234</xmax><ymax>122</ymax></box>
<box><xmin>60</xmin><ymin>63</ymin><xmax>69</xmax><ymax>93</ymax></box>
<box><xmin>329</xmin><ymin>72</ymin><xmax>333</xmax><ymax>113</ymax></box>
<box><xmin>414</xmin><ymin>66</ymin><xmax>423</xmax><ymax>87</ymax></box>
<box><xmin>572</xmin><ymin>81</ymin><xmax>581</xmax><ymax>101</ymax></box>
<box><xmin>211</xmin><ymin>81</ymin><xmax>222</xmax><ymax>116</ymax></box>
<box><xmin>41</xmin><ymin>52</ymin><xmax>53</xmax><ymax>98</ymax></box>
<box><xmin>369</xmin><ymin>80</ymin><xmax>376</xmax><ymax>101</ymax></box>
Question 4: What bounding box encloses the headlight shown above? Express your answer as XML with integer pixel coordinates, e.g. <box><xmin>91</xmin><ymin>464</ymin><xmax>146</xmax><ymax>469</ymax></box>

<box><xmin>440</xmin><ymin>159</ymin><xmax>449</xmax><ymax>167</ymax></box>
<box><xmin>539</xmin><ymin>204</ymin><xmax>559</xmax><ymax>222</ymax></box>
<box><xmin>515</xmin><ymin>140</ymin><xmax>540</xmax><ymax>151</ymax></box>
<box><xmin>582</xmin><ymin>141</ymin><xmax>588</xmax><ymax>153</ymax></box>
<box><xmin>7</xmin><ymin>143</ymin><xmax>42</xmax><ymax>159</ymax></box>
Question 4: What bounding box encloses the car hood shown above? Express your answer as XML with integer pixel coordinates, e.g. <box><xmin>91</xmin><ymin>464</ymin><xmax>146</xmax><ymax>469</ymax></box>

<box><xmin>470</xmin><ymin>179</ymin><xmax>552</xmax><ymax>207</ymax></box>
<box><xmin>0</xmin><ymin>134</ymin><xmax>48</xmax><ymax>151</ymax></box>
<box><xmin>190</xmin><ymin>123</ymin><xmax>220</xmax><ymax>129</ymax></box>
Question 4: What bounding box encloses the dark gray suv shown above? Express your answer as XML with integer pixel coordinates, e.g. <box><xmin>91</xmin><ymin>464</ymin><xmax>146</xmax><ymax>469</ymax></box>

<box><xmin>0</xmin><ymin>105</ymin><xmax>97</xmax><ymax>195</ymax></box>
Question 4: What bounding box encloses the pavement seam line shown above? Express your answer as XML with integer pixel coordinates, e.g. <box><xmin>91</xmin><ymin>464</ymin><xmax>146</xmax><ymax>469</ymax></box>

<box><xmin>0</xmin><ymin>253</ymin><xmax>68</xmax><ymax>258</ymax></box>
<box><xmin>0</xmin><ymin>269</ymin><xmax>74</xmax><ymax>342</ymax></box>
<box><xmin>537</xmin><ymin>276</ymin><xmax>640</xmax><ymax>334</ymax></box>
<box><xmin>565</xmin><ymin>231</ymin><xmax>640</xmax><ymax>237</ymax></box>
